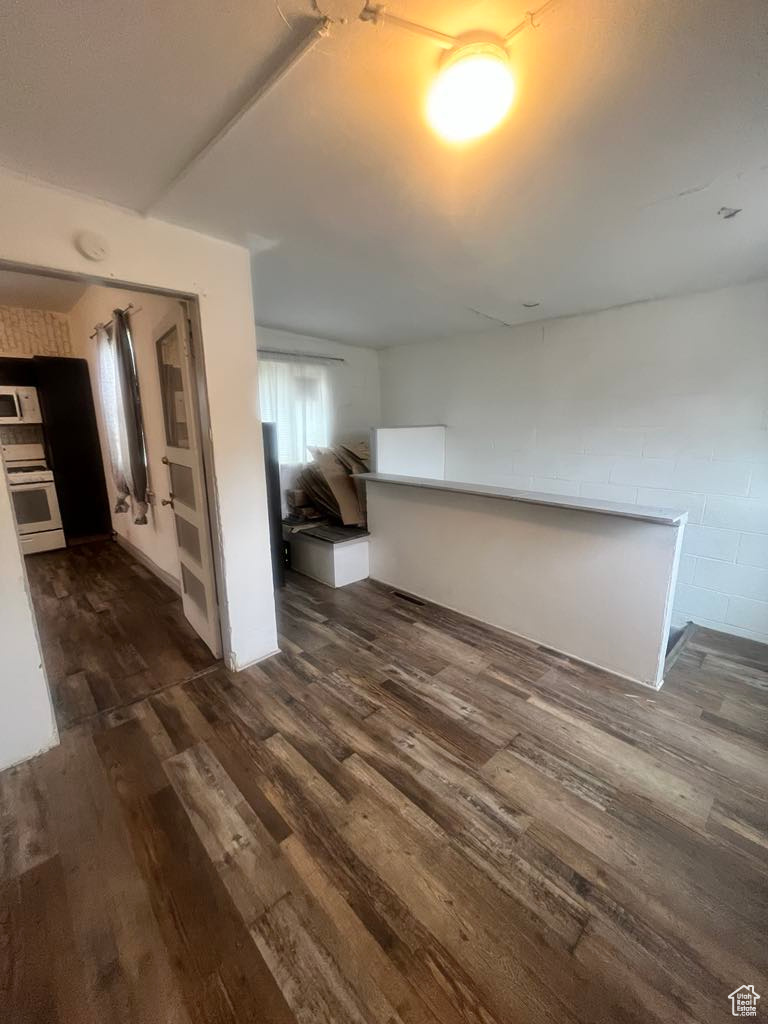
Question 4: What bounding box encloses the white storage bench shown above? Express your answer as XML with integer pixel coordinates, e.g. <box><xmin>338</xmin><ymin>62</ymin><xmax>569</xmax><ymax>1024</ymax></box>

<box><xmin>283</xmin><ymin>524</ymin><xmax>370</xmax><ymax>588</ymax></box>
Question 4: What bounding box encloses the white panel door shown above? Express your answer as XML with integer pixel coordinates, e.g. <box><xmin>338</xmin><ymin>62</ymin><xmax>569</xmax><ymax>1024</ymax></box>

<box><xmin>155</xmin><ymin>305</ymin><xmax>222</xmax><ymax>657</ymax></box>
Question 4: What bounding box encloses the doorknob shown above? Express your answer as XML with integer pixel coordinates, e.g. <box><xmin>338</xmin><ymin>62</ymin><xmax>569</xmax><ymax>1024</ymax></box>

<box><xmin>161</xmin><ymin>494</ymin><xmax>174</xmax><ymax>507</ymax></box>
<box><xmin>161</xmin><ymin>456</ymin><xmax>169</xmax><ymax>465</ymax></box>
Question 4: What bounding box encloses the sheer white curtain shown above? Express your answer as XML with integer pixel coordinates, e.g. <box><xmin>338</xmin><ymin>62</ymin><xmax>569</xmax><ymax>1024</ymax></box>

<box><xmin>95</xmin><ymin>323</ymin><xmax>147</xmax><ymax>519</ymax></box>
<box><xmin>258</xmin><ymin>356</ymin><xmax>331</xmax><ymax>464</ymax></box>
<box><xmin>96</xmin><ymin>325</ymin><xmax>130</xmax><ymax>512</ymax></box>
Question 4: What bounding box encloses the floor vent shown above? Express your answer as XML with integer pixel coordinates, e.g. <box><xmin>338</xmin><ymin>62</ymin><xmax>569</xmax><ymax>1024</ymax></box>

<box><xmin>392</xmin><ymin>590</ymin><xmax>425</xmax><ymax>606</ymax></box>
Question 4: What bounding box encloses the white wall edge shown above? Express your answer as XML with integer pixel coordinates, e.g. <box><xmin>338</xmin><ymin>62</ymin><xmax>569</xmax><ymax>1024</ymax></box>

<box><xmin>653</xmin><ymin>522</ymin><xmax>686</xmax><ymax>686</ymax></box>
<box><xmin>370</xmin><ymin>577</ymin><xmax>663</xmax><ymax>690</ymax></box>
<box><xmin>231</xmin><ymin>647</ymin><xmax>282</xmax><ymax>672</ymax></box>
<box><xmin>0</xmin><ymin>735</ymin><xmax>60</xmax><ymax>774</ymax></box>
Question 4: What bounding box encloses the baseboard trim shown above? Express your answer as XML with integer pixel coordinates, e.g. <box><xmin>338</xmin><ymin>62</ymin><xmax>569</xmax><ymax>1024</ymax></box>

<box><xmin>231</xmin><ymin>647</ymin><xmax>282</xmax><ymax>673</ymax></box>
<box><xmin>685</xmin><ymin>620</ymin><xmax>768</xmax><ymax>654</ymax></box>
<box><xmin>0</xmin><ymin>732</ymin><xmax>59</xmax><ymax>773</ymax></box>
<box><xmin>114</xmin><ymin>534</ymin><xmax>181</xmax><ymax>595</ymax></box>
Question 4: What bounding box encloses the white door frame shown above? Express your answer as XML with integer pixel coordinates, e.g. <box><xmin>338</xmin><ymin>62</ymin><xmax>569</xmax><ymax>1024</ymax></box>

<box><xmin>0</xmin><ymin>258</ymin><xmax>233</xmax><ymax>667</ymax></box>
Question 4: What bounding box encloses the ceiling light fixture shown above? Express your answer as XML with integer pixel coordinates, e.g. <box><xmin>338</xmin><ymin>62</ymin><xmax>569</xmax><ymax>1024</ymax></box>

<box><xmin>426</xmin><ymin>43</ymin><xmax>515</xmax><ymax>143</ymax></box>
<box><xmin>145</xmin><ymin>0</ymin><xmax>560</xmax><ymax>211</ymax></box>
<box><xmin>360</xmin><ymin>1</ymin><xmax>559</xmax><ymax>143</ymax></box>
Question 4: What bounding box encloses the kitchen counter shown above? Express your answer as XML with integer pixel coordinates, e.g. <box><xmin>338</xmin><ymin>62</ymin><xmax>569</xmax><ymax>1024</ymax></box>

<box><xmin>355</xmin><ymin>473</ymin><xmax>687</xmax><ymax>526</ymax></box>
<box><xmin>357</xmin><ymin>472</ymin><xmax>687</xmax><ymax>688</ymax></box>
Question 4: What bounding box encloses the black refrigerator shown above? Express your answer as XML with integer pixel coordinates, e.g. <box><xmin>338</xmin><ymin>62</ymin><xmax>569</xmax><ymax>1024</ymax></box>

<box><xmin>262</xmin><ymin>421</ymin><xmax>285</xmax><ymax>588</ymax></box>
<box><xmin>34</xmin><ymin>356</ymin><xmax>112</xmax><ymax>541</ymax></box>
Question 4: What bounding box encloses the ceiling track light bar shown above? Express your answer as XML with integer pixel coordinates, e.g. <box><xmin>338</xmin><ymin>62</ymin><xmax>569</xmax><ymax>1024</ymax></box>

<box><xmin>359</xmin><ymin>5</ymin><xmax>456</xmax><ymax>48</ymax></box>
<box><xmin>144</xmin><ymin>15</ymin><xmax>331</xmax><ymax>214</ymax></box>
<box><xmin>505</xmin><ymin>0</ymin><xmax>560</xmax><ymax>43</ymax></box>
<box><xmin>144</xmin><ymin>0</ymin><xmax>561</xmax><ymax>213</ymax></box>
<box><xmin>358</xmin><ymin>0</ymin><xmax>560</xmax><ymax>50</ymax></box>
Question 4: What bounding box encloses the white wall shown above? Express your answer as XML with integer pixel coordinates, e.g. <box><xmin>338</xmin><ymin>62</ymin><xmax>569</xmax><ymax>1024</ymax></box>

<box><xmin>0</xmin><ymin>465</ymin><xmax>57</xmax><ymax>769</ymax></box>
<box><xmin>68</xmin><ymin>285</ymin><xmax>182</xmax><ymax>583</ymax></box>
<box><xmin>0</xmin><ymin>168</ymin><xmax>278</xmax><ymax>765</ymax></box>
<box><xmin>255</xmin><ymin>326</ymin><xmax>381</xmax><ymax>444</ymax></box>
<box><xmin>366</xmin><ymin>480</ymin><xmax>683</xmax><ymax>687</ymax></box>
<box><xmin>372</xmin><ymin>426</ymin><xmax>446</xmax><ymax>478</ymax></box>
<box><xmin>379</xmin><ymin>279</ymin><xmax>768</xmax><ymax>644</ymax></box>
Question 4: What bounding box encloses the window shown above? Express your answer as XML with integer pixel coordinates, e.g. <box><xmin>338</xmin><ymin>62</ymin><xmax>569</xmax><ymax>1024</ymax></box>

<box><xmin>258</xmin><ymin>356</ymin><xmax>331</xmax><ymax>464</ymax></box>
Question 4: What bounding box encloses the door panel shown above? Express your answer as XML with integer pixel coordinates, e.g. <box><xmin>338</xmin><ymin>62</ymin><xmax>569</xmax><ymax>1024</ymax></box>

<box><xmin>174</xmin><ymin>515</ymin><xmax>202</xmax><ymax>563</ymax></box>
<box><xmin>156</xmin><ymin>306</ymin><xmax>222</xmax><ymax>657</ymax></box>
<box><xmin>181</xmin><ymin>564</ymin><xmax>208</xmax><ymax>614</ymax></box>
<box><xmin>157</xmin><ymin>332</ymin><xmax>191</xmax><ymax>449</ymax></box>
<box><xmin>169</xmin><ymin>462</ymin><xmax>196</xmax><ymax>509</ymax></box>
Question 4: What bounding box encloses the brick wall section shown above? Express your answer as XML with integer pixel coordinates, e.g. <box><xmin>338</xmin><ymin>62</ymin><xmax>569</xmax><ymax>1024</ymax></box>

<box><xmin>0</xmin><ymin>305</ymin><xmax>72</xmax><ymax>357</ymax></box>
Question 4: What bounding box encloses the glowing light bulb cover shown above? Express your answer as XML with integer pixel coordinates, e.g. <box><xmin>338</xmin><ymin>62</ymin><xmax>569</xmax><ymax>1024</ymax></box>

<box><xmin>426</xmin><ymin>44</ymin><xmax>515</xmax><ymax>143</ymax></box>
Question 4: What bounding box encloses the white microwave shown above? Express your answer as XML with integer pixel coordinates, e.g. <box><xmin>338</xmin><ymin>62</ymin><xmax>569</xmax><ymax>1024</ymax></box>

<box><xmin>0</xmin><ymin>386</ymin><xmax>42</xmax><ymax>425</ymax></box>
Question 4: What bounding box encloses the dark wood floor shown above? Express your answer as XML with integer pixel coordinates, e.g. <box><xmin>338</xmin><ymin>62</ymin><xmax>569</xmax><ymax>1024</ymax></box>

<box><xmin>2</xmin><ymin>561</ymin><xmax>767</xmax><ymax>1023</ymax></box>
<box><xmin>26</xmin><ymin>540</ymin><xmax>218</xmax><ymax>728</ymax></box>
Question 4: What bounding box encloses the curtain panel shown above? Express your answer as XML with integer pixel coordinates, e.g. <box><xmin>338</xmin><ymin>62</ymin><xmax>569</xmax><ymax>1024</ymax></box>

<box><xmin>95</xmin><ymin>310</ymin><xmax>149</xmax><ymax>524</ymax></box>
<box><xmin>258</xmin><ymin>356</ymin><xmax>331</xmax><ymax>465</ymax></box>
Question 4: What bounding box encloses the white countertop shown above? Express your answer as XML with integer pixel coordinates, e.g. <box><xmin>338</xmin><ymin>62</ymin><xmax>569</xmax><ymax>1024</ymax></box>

<box><xmin>355</xmin><ymin>473</ymin><xmax>688</xmax><ymax>526</ymax></box>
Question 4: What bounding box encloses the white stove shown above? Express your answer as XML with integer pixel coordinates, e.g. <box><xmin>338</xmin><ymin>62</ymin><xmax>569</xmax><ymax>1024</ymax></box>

<box><xmin>2</xmin><ymin>443</ymin><xmax>66</xmax><ymax>554</ymax></box>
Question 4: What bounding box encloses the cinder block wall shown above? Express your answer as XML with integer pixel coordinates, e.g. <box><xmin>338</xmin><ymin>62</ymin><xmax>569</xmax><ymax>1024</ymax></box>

<box><xmin>380</xmin><ymin>279</ymin><xmax>768</xmax><ymax>644</ymax></box>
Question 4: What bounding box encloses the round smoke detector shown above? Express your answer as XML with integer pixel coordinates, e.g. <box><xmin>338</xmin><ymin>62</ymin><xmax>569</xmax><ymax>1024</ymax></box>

<box><xmin>74</xmin><ymin>231</ymin><xmax>109</xmax><ymax>262</ymax></box>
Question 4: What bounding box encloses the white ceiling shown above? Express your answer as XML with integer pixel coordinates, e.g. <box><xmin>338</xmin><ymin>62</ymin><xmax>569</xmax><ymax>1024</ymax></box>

<box><xmin>0</xmin><ymin>271</ymin><xmax>85</xmax><ymax>313</ymax></box>
<box><xmin>0</xmin><ymin>0</ymin><xmax>767</xmax><ymax>346</ymax></box>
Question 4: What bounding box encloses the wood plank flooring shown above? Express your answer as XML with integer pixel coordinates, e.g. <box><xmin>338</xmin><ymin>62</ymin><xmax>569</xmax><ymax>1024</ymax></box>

<box><xmin>25</xmin><ymin>540</ymin><xmax>218</xmax><ymax>728</ymax></box>
<box><xmin>2</xmin><ymin>564</ymin><xmax>767</xmax><ymax>1023</ymax></box>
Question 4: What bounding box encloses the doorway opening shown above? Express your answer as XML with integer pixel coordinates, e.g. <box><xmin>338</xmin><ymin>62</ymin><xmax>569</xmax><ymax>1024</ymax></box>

<box><xmin>0</xmin><ymin>263</ymin><xmax>226</xmax><ymax>729</ymax></box>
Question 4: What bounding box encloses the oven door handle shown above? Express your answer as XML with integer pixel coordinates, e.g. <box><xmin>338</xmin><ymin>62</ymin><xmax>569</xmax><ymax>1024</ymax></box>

<box><xmin>13</xmin><ymin>390</ymin><xmax>22</xmax><ymax>419</ymax></box>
